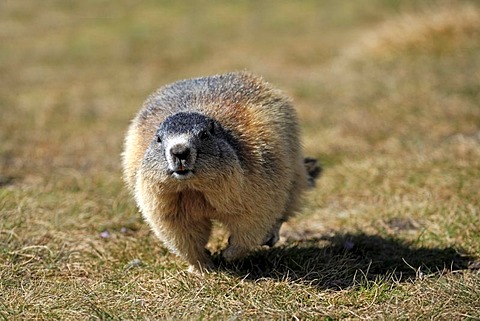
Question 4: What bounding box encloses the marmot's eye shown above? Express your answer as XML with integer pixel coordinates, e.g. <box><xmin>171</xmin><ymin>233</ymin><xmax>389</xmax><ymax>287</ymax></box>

<box><xmin>208</xmin><ymin>121</ymin><xmax>215</xmax><ymax>135</ymax></box>
<box><xmin>199</xmin><ymin>130</ymin><xmax>208</xmax><ymax>140</ymax></box>
<box><xmin>156</xmin><ymin>136</ymin><xmax>162</xmax><ymax>143</ymax></box>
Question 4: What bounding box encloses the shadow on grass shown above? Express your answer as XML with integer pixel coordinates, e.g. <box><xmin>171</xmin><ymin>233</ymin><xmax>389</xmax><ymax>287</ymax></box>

<box><xmin>213</xmin><ymin>233</ymin><xmax>475</xmax><ymax>289</ymax></box>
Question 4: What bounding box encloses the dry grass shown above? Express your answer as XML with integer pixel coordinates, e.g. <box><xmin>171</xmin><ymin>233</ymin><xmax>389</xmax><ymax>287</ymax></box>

<box><xmin>1</xmin><ymin>0</ymin><xmax>480</xmax><ymax>319</ymax></box>
<box><xmin>344</xmin><ymin>2</ymin><xmax>480</xmax><ymax>59</ymax></box>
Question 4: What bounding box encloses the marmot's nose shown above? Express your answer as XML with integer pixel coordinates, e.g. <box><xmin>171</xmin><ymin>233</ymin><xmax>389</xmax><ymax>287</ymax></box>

<box><xmin>170</xmin><ymin>144</ymin><xmax>190</xmax><ymax>160</ymax></box>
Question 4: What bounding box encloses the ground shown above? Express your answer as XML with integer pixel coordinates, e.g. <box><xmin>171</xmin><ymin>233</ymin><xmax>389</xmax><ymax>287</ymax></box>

<box><xmin>1</xmin><ymin>0</ymin><xmax>479</xmax><ymax>319</ymax></box>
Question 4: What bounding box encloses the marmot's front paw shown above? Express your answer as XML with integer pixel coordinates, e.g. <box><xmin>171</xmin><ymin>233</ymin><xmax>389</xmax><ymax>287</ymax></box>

<box><xmin>188</xmin><ymin>263</ymin><xmax>214</xmax><ymax>275</ymax></box>
<box><xmin>188</xmin><ymin>256</ymin><xmax>215</xmax><ymax>274</ymax></box>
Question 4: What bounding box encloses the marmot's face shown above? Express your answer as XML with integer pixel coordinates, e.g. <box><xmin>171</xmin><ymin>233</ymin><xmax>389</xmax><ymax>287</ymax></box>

<box><xmin>152</xmin><ymin>112</ymin><xmax>222</xmax><ymax>182</ymax></box>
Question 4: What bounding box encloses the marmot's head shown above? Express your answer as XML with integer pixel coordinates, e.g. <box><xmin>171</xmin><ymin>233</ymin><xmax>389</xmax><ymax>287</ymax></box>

<box><xmin>141</xmin><ymin>112</ymin><xmax>241</xmax><ymax>185</ymax></box>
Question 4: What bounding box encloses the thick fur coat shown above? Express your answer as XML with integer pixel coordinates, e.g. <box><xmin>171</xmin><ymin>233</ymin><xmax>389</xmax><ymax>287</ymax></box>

<box><xmin>123</xmin><ymin>72</ymin><xmax>316</xmax><ymax>270</ymax></box>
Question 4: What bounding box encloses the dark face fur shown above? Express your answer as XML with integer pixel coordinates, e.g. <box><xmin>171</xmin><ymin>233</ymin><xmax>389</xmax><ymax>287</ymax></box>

<box><xmin>153</xmin><ymin>112</ymin><xmax>222</xmax><ymax>181</ymax></box>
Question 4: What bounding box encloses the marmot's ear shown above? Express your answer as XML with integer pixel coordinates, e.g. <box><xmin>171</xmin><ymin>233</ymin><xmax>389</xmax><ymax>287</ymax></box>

<box><xmin>155</xmin><ymin>128</ymin><xmax>163</xmax><ymax>143</ymax></box>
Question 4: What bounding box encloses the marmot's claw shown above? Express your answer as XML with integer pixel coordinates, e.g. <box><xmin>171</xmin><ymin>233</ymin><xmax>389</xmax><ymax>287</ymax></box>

<box><xmin>262</xmin><ymin>231</ymin><xmax>279</xmax><ymax>247</ymax></box>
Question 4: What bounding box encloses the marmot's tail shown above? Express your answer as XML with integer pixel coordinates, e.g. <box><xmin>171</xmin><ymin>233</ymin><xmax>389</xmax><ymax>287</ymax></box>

<box><xmin>304</xmin><ymin>157</ymin><xmax>322</xmax><ymax>187</ymax></box>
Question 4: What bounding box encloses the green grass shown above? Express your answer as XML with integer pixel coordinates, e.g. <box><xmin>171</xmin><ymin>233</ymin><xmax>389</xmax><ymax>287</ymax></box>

<box><xmin>1</xmin><ymin>0</ymin><xmax>479</xmax><ymax>319</ymax></box>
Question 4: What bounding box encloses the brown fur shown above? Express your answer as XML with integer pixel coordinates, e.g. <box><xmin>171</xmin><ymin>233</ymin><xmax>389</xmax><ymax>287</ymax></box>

<box><xmin>122</xmin><ymin>71</ymin><xmax>318</xmax><ymax>271</ymax></box>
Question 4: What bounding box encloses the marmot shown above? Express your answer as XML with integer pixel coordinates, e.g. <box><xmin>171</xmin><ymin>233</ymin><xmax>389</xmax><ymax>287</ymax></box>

<box><xmin>122</xmin><ymin>71</ymin><xmax>320</xmax><ymax>271</ymax></box>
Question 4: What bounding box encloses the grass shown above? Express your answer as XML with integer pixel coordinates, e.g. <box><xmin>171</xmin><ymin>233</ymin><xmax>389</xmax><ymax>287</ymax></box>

<box><xmin>1</xmin><ymin>0</ymin><xmax>480</xmax><ymax>319</ymax></box>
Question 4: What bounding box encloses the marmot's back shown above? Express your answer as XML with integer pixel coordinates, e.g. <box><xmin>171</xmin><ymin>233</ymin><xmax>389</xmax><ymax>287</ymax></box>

<box><xmin>122</xmin><ymin>72</ymin><xmax>318</xmax><ymax>271</ymax></box>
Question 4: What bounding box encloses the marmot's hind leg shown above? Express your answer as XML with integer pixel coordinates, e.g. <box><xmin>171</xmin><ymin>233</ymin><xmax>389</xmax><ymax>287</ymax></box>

<box><xmin>262</xmin><ymin>158</ymin><xmax>319</xmax><ymax>247</ymax></box>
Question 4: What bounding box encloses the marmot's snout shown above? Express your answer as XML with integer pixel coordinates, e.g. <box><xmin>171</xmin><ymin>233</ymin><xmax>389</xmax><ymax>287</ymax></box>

<box><xmin>166</xmin><ymin>137</ymin><xmax>197</xmax><ymax>179</ymax></box>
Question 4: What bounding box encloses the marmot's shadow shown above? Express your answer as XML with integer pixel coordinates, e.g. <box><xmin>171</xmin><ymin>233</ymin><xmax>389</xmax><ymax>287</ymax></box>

<box><xmin>213</xmin><ymin>233</ymin><xmax>476</xmax><ymax>289</ymax></box>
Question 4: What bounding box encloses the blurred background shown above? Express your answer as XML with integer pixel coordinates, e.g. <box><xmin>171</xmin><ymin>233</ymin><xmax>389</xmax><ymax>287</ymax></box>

<box><xmin>1</xmin><ymin>0</ymin><xmax>479</xmax><ymax>178</ymax></box>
